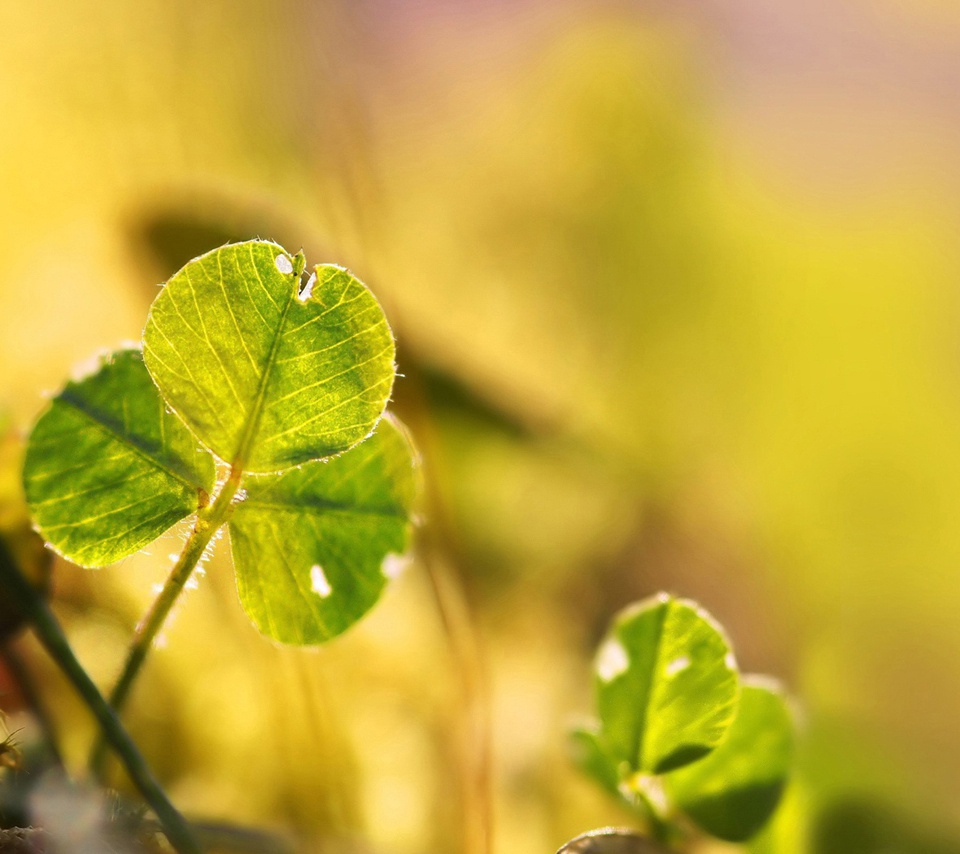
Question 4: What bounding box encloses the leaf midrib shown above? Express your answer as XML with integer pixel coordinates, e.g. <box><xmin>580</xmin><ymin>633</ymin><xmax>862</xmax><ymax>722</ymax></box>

<box><xmin>631</xmin><ymin>601</ymin><xmax>669</xmax><ymax>773</ymax></box>
<box><xmin>58</xmin><ymin>393</ymin><xmax>203</xmax><ymax>494</ymax></box>
<box><xmin>230</xmin><ymin>265</ymin><xmax>298</xmax><ymax>471</ymax></box>
<box><xmin>235</xmin><ymin>498</ymin><xmax>408</xmax><ymax>521</ymax></box>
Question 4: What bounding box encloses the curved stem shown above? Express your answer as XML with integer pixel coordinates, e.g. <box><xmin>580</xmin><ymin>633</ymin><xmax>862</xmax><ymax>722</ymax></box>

<box><xmin>89</xmin><ymin>467</ymin><xmax>242</xmax><ymax>779</ymax></box>
<box><xmin>0</xmin><ymin>541</ymin><xmax>202</xmax><ymax>854</ymax></box>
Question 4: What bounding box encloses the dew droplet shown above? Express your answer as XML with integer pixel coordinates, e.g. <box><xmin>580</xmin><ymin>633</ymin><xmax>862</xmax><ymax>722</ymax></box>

<box><xmin>310</xmin><ymin>564</ymin><xmax>332</xmax><ymax>597</ymax></box>
<box><xmin>275</xmin><ymin>254</ymin><xmax>294</xmax><ymax>275</ymax></box>
<box><xmin>596</xmin><ymin>639</ymin><xmax>629</xmax><ymax>682</ymax></box>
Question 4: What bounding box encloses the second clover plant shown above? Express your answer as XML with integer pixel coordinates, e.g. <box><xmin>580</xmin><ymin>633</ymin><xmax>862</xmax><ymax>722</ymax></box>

<box><xmin>24</xmin><ymin>238</ymin><xmax>419</xmax><ymax>650</ymax></box>
<box><xmin>572</xmin><ymin>594</ymin><xmax>797</xmax><ymax>849</ymax></box>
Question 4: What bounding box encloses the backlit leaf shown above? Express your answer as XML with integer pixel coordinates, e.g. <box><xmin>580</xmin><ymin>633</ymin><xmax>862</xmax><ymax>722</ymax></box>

<box><xmin>665</xmin><ymin>678</ymin><xmax>796</xmax><ymax>842</ymax></box>
<box><xmin>142</xmin><ymin>240</ymin><xmax>395</xmax><ymax>474</ymax></box>
<box><xmin>570</xmin><ymin>724</ymin><xmax>623</xmax><ymax>798</ymax></box>
<box><xmin>23</xmin><ymin>349</ymin><xmax>216</xmax><ymax>567</ymax></box>
<box><xmin>229</xmin><ymin>414</ymin><xmax>419</xmax><ymax>644</ymax></box>
<box><xmin>595</xmin><ymin>594</ymin><xmax>739</xmax><ymax>775</ymax></box>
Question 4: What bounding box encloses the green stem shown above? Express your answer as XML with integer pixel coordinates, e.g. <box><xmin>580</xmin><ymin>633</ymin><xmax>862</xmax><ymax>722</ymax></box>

<box><xmin>623</xmin><ymin>775</ymin><xmax>683</xmax><ymax>849</ymax></box>
<box><xmin>0</xmin><ymin>541</ymin><xmax>203</xmax><ymax>854</ymax></box>
<box><xmin>90</xmin><ymin>467</ymin><xmax>242</xmax><ymax>778</ymax></box>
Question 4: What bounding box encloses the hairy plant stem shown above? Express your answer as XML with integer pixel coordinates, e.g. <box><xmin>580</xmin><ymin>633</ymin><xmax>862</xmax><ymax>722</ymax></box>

<box><xmin>0</xmin><ymin>540</ymin><xmax>203</xmax><ymax>854</ymax></box>
<box><xmin>89</xmin><ymin>467</ymin><xmax>243</xmax><ymax>779</ymax></box>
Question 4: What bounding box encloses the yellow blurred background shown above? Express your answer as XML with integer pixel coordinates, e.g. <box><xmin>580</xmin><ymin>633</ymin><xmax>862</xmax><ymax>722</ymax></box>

<box><xmin>2</xmin><ymin>1</ymin><xmax>960</xmax><ymax>852</ymax></box>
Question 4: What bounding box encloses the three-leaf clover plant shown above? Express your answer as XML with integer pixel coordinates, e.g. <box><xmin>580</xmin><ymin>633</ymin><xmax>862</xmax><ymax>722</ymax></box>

<box><xmin>24</xmin><ymin>240</ymin><xmax>419</xmax><ymax>647</ymax></box>
<box><xmin>18</xmin><ymin>240</ymin><xmax>421</xmax><ymax>845</ymax></box>
<box><xmin>572</xmin><ymin>593</ymin><xmax>797</xmax><ymax>848</ymax></box>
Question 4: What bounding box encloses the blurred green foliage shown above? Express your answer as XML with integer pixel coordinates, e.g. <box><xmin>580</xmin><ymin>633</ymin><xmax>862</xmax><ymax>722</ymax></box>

<box><xmin>1</xmin><ymin>2</ymin><xmax>960</xmax><ymax>852</ymax></box>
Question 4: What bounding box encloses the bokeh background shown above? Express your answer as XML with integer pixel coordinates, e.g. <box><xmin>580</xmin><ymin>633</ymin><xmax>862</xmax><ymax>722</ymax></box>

<box><xmin>2</xmin><ymin>1</ymin><xmax>960</xmax><ymax>852</ymax></box>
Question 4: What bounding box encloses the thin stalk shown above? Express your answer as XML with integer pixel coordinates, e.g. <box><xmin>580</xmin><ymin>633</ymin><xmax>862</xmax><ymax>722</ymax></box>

<box><xmin>0</xmin><ymin>641</ymin><xmax>63</xmax><ymax>767</ymax></box>
<box><xmin>0</xmin><ymin>542</ymin><xmax>202</xmax><ymax>854</ymax></box>
<box><xmin>423</xmin><ymin>554</ymin><xmax>493</xmax><ymax>854</ymax></box>
<box><xmin>624</xmin><ymin>776</ymin><xmax>684</xmax><ymax>849</ymax></box>
<box><xmin>395</xmin><ymin>366</ymin><xmax>494</xmax><ymax>854</ymax></box>
<box><xmin>89</xmin><ymin>467</ymin><xmax>242</xmax><ymax>778</ymax></box>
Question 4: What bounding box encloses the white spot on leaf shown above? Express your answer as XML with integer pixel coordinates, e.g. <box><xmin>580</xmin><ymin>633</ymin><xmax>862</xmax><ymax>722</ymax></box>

<box><xmin>275</xmin><ymin>254</ymin><xmax>294</xmax><ymax>275</ymax></box>
<box><xmin>299</xmin><ymin>271</ymin><xmax>317</xmax><ymax>301</ymax></box>
<box><xmin>381</xmin><ymin>552</ymin><xmax>410</xmax><ymax>580</ymax></box>
<box><xmin>665</xmin><ymin>656</ymin><xmax>690</xmax><ymax>677</ymax></box>
<box><xmin>310</xmin><ymin>564</ymin><xmax>332</xmax><ymax>597</ymax></box>
<box><xmin>596</xmin><ymin>639</ymin><xmax>629</xmax><ymax>682</ymax></box>
<box><xmin>725</xmin><ymin>652</ymin><xmax>737</xmax><ymax>670</ymax></box>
